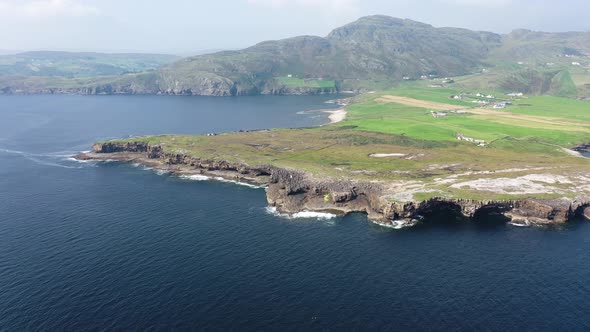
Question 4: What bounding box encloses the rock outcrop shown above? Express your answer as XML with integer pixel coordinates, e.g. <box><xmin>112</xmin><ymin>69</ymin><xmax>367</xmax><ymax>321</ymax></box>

<box><xmin>0</xmin><ymin>76</ymin><xmax>339</xmax><ymax>96</ymax></box>
<box><xmin>78</xmin><ymin>141</ymin><xmax>590</xmax><ymax>227</ymax></box>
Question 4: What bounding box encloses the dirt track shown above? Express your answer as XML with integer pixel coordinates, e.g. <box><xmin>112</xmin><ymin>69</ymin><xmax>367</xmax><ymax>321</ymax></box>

<box><xmin>376</xmin><ymin>95</ymin><xmax>465</xmax><ymax>110</ymax></box>
<box><xmin>378</xmin><ymin>95</ymin><xmax>590</xmax><ymax>131</ymax></box>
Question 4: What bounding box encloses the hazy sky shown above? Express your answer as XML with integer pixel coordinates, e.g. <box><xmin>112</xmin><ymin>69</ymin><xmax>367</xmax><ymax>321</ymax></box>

<box><xmin>1</xmin><ymin>0</ymin><xmax>588</xmax><ymax>54</ymax></box>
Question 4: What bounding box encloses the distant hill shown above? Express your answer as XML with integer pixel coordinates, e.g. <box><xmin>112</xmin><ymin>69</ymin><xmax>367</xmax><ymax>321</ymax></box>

<box><xmin>1</xmin><ymin>16</ymin><xmax>589</xmax><ymax>97</ymax></box>
<box><xmin>0</xmin><ymin>51</ymin><xmax>180</xmax><ymax>78</ymax></box>
<box><xmin>117</xmin><ymin>16</ymin><xmax>502</xmax><ymax>96</ymax></box>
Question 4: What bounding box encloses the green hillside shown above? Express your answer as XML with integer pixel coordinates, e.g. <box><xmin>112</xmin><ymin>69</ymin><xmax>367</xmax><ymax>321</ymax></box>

<box><xmin>1</xmin><ymin>15</ymin><xmax>590</xmax><ymax>97</ymax></box>
<box><xmin>0</xmin><ymin>51</ymin><xmax>179</xmax><ymax>78</ymax></box>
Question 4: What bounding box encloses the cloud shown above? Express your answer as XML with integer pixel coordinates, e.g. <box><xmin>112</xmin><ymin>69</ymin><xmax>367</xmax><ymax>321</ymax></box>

<box><xmin>0</xmin><ymin>0</ymin><xmax>100</xmax><ymax>18</ymax></box>
<box><xmin>247</xmin><ymin>0</ymin><xmax>360</xmax><ymax>13</ymax></box>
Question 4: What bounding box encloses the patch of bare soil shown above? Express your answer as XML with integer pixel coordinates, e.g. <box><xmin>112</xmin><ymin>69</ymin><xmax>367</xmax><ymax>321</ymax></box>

<box><xmin>376</xmin><ymin>95</ymin><xmax>465</xmax><ymax>111</ymax></box>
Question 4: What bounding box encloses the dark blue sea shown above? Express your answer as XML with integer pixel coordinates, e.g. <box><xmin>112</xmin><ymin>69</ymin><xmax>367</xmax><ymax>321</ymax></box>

<box><xmin>1</xmin><ymin>95</ymin><xmax>590</xmax><ymax>331</ymax></box>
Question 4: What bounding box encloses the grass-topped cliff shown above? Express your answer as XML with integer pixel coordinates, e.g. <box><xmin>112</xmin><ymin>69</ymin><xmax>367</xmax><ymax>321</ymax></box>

<box><xmin>97</xmin><ymin>85</ymin><xmax>590</xmax><ymax>203</ymax></box>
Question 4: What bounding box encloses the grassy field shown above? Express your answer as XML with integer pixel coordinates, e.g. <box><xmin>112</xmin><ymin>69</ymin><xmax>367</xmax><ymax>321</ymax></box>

<box><xmin>111</xmin><ymin>88</ymin><xmax>590</xmax><ymax>201</ymax></box>
<box><xmin>508</xmin><ymin>96</ymin><xmax>590</xmax><ymax>121</ymax></box>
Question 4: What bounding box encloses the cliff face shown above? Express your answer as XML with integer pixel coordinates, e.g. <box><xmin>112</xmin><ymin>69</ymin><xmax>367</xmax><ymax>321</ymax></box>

<box><xmin>80</xmin><ymin>142</ymin><xmax>590</xmax><ymax>227</ymax></box>
<box><xmin>0</xmin><ymin>77</ymin><xmax>339</xmax><ymax>96</ymax></box>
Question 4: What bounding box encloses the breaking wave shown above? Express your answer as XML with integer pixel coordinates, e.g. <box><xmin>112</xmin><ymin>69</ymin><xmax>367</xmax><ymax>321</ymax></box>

<box><xmin>180</xmin><ymin>174</ymin><xmax>211</xmax><ymax>181</ymax></box>
<box><xmin>508</xmin><ymin>221</ymin><xmax>531</xmax><ymax>227</ymax></box>
<box><xmin>372</xmin><ymin>219</ymin><xmax>418</xmax><ymax>230</ymax></box>
<box><xmin>180</xmin><ymin>174</ymin><xmax>265</xmax><ymax>188</ymax></box>
<box><xmin>212</xmin><ymin>177</ymin><xmax>266</xmax><ymax>189</ymax></box>
<box><xmin>265</xmin><ymin>207</ymin><xmax>338</xmax><ymax>220</ymax></box>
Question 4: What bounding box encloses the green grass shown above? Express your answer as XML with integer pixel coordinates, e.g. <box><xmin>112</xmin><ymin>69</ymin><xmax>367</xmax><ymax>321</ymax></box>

<box><xmin>107</xmin><ymin>87</ymin><xmax>590</xmax><ymax>201</ymax></box>
<box><xmin>343</xmin><ymin>98</ymin><xmax>590</xmax><ymax>147</ymax></box>
<box><xmin>381</xmin><ymin>83</ymin><xmax>473</xmax><ymax>106</ymax></box>
<box><xmin>552</xmin><ymin>70</ymin><xmax>578</xmax><ymax>97</ymax></box>
<box><xmin>508</xmin><ymin>96</ymin><xmax>590</xmax><ymax>121</ymax></box>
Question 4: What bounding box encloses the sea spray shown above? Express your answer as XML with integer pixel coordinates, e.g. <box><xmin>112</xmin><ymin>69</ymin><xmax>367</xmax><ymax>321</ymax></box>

<box><xmin>265</xmin><ymin>207</ymin><xmax>338</xmax><ymax>220</ymax></box>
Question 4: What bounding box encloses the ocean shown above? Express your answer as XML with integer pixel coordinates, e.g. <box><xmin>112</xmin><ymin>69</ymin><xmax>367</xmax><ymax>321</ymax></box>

<box><xmin>1</xmin><ymin>95</ymin><xmax>590</xmax><ymax>331</ymax></box>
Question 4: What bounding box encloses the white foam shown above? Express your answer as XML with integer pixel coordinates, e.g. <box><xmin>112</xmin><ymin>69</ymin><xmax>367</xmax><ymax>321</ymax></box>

<box><xmin>508</xmin><ymin>221</ymin><xmax>531</xmax><ymax>227</ymax></box>
<box><xmin>130</xmin><ymin>163</ymin><xmax>154</xmax><ymax>171</ymax></box>
<box><xmin>213</xmin><ymin>177</ymin><xmax>266</xmax><ymax>189</ymax></box>
<box><xmin>179</xmin><ymin>174</ymin><xmax>264</xmax><ymax>188</ymax></box>
<box><xmin>265</xmin><ymin>207</ymin><xmax>337</xmax><ymax>220</ymax></box>
<box><xmin>0</xmin><ymin>148</ymin><xmax>82</xmax><ymax>159</ymax></box>
<box><xmin>66</xmin><ymin>157</ymin><xmax>97</xmax><ymax>164</ymax></box>
<box><xmin>180</xmin><ymin>174</ymin><xmax>210</xmax><ymax>181</ymax></box>
<box><xmin>292</xmin><ymin>211</ymin><xmax>337</xmax><ymax>219</ymax></box>
<box><xmin>26</xmin><ymin>156</ymin><xmax>82</xmax><ymax>169</ymax></box>
<box><xmin>372</xmin><ymin>219</ymin><xmax>418</xmax><ymax>229</ymax></box>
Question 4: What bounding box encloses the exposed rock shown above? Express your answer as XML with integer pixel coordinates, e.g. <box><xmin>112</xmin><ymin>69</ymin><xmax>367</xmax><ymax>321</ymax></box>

<box><xmin>573</xmin><ymin>142</ymin><xmax>590</xmax><ymax>154</ymax></box>
<box><xmin>79</xmin><ymin>141</ymin><xmax>590</xmax><ymax>227</ymax></box>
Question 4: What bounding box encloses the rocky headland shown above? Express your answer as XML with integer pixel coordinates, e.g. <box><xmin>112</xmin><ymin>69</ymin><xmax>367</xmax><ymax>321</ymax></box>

<box><xmin>76</xmin><ymin>141</ymin><xmax>590</xmax><ymax>228</ymax></box>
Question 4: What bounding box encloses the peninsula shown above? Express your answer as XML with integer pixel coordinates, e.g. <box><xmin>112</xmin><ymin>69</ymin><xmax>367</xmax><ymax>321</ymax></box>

<box><xmin>77</xmin><ymin>85</ymin><xmax>590</xmax><ymax>227</ymax></box>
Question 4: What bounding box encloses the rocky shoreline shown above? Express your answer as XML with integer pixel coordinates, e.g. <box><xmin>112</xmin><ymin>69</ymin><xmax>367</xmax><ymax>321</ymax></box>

<box><xmin>76</xmin><ymin>141</ymin><xmax>590</xmax><ymax>228</ymax></box>
<box><xmin>0</xmin><ymin>79</ymin><xmax>340</xmax><ymax>97</ymax></box>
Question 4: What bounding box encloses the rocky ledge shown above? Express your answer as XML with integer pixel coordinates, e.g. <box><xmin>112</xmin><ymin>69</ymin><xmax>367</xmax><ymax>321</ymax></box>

<box><xmin>77</xmin><ymin>141</ymin><xmax>590</xmax><ymax>228</ymax></box>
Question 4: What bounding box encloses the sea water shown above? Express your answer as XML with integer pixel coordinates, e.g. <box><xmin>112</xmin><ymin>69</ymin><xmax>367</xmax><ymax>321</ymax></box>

<box><xmin>1</xmin><ymin>95</ymin><xmax>590</xmax><ymax>330</ymax></box>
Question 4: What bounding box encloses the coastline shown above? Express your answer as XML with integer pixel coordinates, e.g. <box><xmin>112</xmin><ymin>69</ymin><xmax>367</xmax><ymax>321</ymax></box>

<box><xmin>76</xmin><ymin>141</ymin><xmax>590</xmax><ymax>228</ymax></box>
<box><xmin>73</xmin><ymin>95</ymin><xmax>590</xmax><ymax>228</ymax></box>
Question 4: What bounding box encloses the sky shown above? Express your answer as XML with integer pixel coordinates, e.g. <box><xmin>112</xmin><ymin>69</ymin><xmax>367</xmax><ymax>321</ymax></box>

<box><xmin>1</xmin><ymin>0</ymin><xmax>588</xmax><ymax>54</ymax></box>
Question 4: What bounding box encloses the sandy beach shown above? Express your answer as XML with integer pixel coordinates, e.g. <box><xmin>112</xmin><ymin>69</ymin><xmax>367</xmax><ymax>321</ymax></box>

<box><xmin>325</xmin><ymin>109</ymin><xmax>347</xmax><ymax>124</ymax></box>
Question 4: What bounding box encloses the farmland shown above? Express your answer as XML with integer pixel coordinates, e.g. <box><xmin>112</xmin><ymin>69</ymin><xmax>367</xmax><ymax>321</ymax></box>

<box><xmin>106</xmin><ymin>86</ymin><xmax>590</xmax><ymax>201</ymax></box>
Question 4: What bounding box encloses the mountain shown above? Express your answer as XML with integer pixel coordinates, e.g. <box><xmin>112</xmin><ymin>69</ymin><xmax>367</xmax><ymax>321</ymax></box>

<box><xmin>93</xmin><ymin>16</ymin><xmax>501</xmax><ymax>96</ymax></box>
<box><xmin>0</xmin><ymin>51</ymin><xmax>180</xmax><ymax>78</ymax></box>
<box><xmin>1</xmin><ymin>16</ymin><xmax>589</xmax><ymax>96</ymax></box>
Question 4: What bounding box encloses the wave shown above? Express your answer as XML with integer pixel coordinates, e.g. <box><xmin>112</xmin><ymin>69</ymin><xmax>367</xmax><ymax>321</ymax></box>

<box><xmin>180</xmin><ymin>174</ymin><xmax>211</xmax><ymax>181</ymax></box>
<box><xmin>212</xmin><ymin>177</ymin><xmax>266</xmax><ymax>189</ymax></box>
<box><xmin>508</xmin><ymin>221</ymin><xmax>531</xmax><ymax>227</ymax></box>
<box><xmin>180</xmin><ymin>174</ymin><xmax>265</xmax><ymax>188</ymax></box>
<box><xmin>66</xmin><ymin>157</ymin><xmax>97</xmax><ymax>164</ymax></box>
<box><xmin>265</xmin><ymin>207</ymin><xmax>338</xmax><ymax>220</ymax></box>
<box><xmin>0</xmin><ymin>148</ymin><xmax>87</xmax><ymax>169</ymax></box>
<box><xmin>24</xmin><ymin>156</ymin><xmax>82</xmax><ymax>169</ymax></box>
<box><xmin>130</xmin><ymin>163</ymin><xmax>155</xmax><ymax>172</ymax></box>
<box><xmin>0</xmin><ymin>148</ymin><xmax>82</xmax><ymax>158</ymax></box>
<box><xmin>292</xmin><ymin>211</ymin><xmax>338</xmax><ymax>219</ymax></box>
<box><xmin>372</xmin><ymin>219</ymin><xmax>418</xmax><ymax>230</ymax></box>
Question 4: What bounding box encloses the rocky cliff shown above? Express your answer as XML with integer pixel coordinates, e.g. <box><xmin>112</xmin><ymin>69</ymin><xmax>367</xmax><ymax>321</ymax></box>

<box><xmin>78</xmin><ymin>142</ymin><xmax>590</xmax><ymax>227</ymax></box>
<box><xmin>0</xmin><ymin>75</ymin><xmax>339</xmax><ymax>96</ymax></box>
